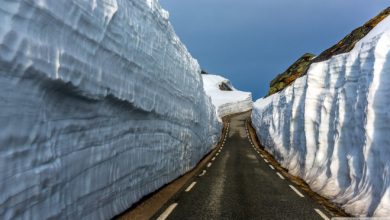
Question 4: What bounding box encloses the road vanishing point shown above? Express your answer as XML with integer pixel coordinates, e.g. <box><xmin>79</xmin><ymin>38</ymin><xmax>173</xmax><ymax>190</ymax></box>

<box><xmin>152</xmin><ymin>112</ymin><xmax>330</xmax><ymax>220</ymax></box>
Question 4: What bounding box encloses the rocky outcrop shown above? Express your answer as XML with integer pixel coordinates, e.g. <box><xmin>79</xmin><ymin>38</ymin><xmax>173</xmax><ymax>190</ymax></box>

<box><xmin>268</xmin><ymin>53</ymin><xmax>315</xmax><ymax>96</ymax></box>
<box><xmin>313</xmin><ymin>7</ymin><xmax>390</xmax><ymax>62</ymax></box>
<box><xmin>267</xmin><ymin>7</ymin><xmax>390</xmax><ymax>96</ymax></box>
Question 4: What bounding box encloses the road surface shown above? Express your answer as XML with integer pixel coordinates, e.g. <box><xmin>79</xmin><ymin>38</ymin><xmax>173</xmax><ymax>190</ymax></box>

<box><xmin>153</xmin><ymin>112</ymin><xmax>330</xmax><ymax>220</ymax></box>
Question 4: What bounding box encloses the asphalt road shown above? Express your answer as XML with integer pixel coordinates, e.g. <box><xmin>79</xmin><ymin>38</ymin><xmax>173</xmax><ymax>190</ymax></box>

<box><xmin>153</xmin><ymin>112</ymin><xmax>330</xmax><ymax>220</ymax></box>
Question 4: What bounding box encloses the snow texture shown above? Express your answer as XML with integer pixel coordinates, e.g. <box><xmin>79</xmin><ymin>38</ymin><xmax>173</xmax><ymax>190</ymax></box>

<box><xmin>202</xmin><ymin>74</ymin><xmax>253</xmax><ymax>119</ymax></box>
<box><xmin>0</xmin><ymin>0</ymin><xmax>221</xmax><ymax>219</ymax></box>
<box><xmin>252</xmin><ymin>16</ymin><xmax>390</xmax><ymax>217</ymax></box>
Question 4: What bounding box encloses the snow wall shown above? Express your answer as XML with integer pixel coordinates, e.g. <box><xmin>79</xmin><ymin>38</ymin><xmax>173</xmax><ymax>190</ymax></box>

<box><xmin>202</xmin><ymin>74</ymin><xmax>253</xmax><ymax>119</ymax></box>
<box><xmin>252</xmin><ymin>16</ymin><xmax>390</xmax><ymax>216</ymax></box>
<box><xmin>0</xmin><ymin>0</ymin><xmax>221</xmax><ymax>219</ymax></box>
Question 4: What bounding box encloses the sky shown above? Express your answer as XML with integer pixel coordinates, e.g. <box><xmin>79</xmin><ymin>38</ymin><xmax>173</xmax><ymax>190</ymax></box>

<box><xmin>159</xmin><ymin>0</ymin><xmax>389</xmax><ymax>99</ymax></box>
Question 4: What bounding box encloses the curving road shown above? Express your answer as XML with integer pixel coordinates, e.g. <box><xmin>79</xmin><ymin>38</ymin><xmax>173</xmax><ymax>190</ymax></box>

<box><xmin>153</xmin><ymin>112</ymin><xmax>330</xmax><ymax>220</ymax></box>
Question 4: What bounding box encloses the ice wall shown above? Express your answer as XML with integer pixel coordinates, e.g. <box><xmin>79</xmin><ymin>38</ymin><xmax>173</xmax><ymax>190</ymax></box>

<box><xmin>202</xmin><ymin>74</ymin><xmax>253</xmax><ymax>119</ymax></box>
<box><xmin>0</xmin><ymin>0</ymin><xmax>221</xmax><ymax>219</ymax></box>
<box><xmin>252</xmin><ymin>16</ymin><xmax>390</xmax><ymax>216</ymax></box>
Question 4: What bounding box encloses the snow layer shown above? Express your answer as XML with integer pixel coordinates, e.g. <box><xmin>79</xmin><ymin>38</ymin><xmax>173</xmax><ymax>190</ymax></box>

<box><xmin>252</xmin><ymin>16</ymin><xmax>390</xmax><ymax>217</ymax></box>
<box><xmin>202</xmin><ymin>74</ymin><xmax>253</xmax><ymax>118</ymax></box>
<box><xmin>0</xmin><ymin>0</ymin><xmax>221</xmax><ymax>219</ymax></box>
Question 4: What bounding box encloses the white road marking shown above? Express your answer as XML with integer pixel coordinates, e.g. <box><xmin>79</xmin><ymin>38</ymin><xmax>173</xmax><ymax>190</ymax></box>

<box><xmin>269</xmin><ymin>165</ymin><xmax>275</xmax><ymax>170</ymax></box>
<box><xmin>276</xmin><ymin>172</ymin><xmax>285</xmax><ymax>180</ymax></box>
<box><xmin>289</xmin><ymin>185</ymin><xmax>304</xmax><ymax>197</ymax></box>
<box><xmin>314</xmin><ymin>209</ymin><xmax>330</xmax><ymax>220</ymax></box>
<box><xmin>212</xmin><ymin>157</ymin><xmax>215</xmax><ymax>161</ymax></box>
<box><xmin>199</xmin><ymin>170</ymin><xmax>206</xmax><ymax>176</ymax></box>
<box><xmin>264</xmin><ymin>159</ymin><xmax>269</xmax><ymax>163</ymax></box>
<box><xmin>185</xmin><ymin>182</ymin><xmax>197</xmax><ymax>192</ymax></box>
<box><xmin>260</xmin><ymin>155</ymin><xmax>264</xmax><ymax>158</ymax></box>
<box><xmin>216</xmin><ymin>153</ymin><xmax>219</xmax><ymax>156</ymax></box>
<box><xmin>207</xmin><ymin>162</ymin><xmax>212</xmax><ymax>168</ymax></box>
<box><xmin>157</xmin><ymin>203</ymin><xmax>178</xmax><ymax>220</ymax></box>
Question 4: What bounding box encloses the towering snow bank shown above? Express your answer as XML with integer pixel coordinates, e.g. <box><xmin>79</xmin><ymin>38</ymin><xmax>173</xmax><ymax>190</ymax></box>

<box><xmin>252</xmin><ymin>16</ymin><xmax>390</xmax><ymax>216</ymax></box>
<box><xmin>202</xmin><ymin>74</ymin><xmax>253</xmax><ymax>118</ymax></box>
<box><xmin>0</xmin><ymin>0</ymin><xmax>220</xmax><ymax>219</ymax></box>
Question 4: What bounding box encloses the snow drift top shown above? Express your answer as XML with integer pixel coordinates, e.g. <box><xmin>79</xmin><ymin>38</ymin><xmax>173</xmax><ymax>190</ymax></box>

<box><xmin>202</xmin><ymin>74</ymin><xmax>253</xmax><ymax>118</ymax></box>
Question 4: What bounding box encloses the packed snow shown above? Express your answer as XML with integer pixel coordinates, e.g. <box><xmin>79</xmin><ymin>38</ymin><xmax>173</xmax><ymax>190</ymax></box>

<box><xmin>202</xmin><ymin>74</ymin><xmax>253</xmax><ymax>119</ymax></box>
<box><xmin>252</xmin><ymin>16</ymin><xmax>390</xmax><ymax>217</ymax></box>
<box><xmin>0</xmin><ymin>0</ymin><xmax>221</xmax><ymax>219</ymax></box>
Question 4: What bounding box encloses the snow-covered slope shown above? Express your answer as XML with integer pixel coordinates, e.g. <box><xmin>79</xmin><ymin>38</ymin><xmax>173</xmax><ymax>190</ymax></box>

<box><xmin>202</xmin><ymin>74</ymin><xmax>253</xmax><ymax>118</ymax></box>
<box><xmin>0</xmin><ymin>0</ymin><xmax>221</xmax><ymax>219</ymax></box>
<box><xmin>252</xmin><ymin>16</ymin><xmax>390</xmax><ymax>216</ymax></box>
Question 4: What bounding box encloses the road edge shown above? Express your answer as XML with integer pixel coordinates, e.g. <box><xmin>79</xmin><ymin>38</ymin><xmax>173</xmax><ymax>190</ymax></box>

<box><xmin>114</xmin><ymin>117</ymin><xmax>230</xmax><ymax>220</ymax></box>
<box><xmin>245</xmin><ymin>116</ymin><xmax>351</xmax><ymax>218</ymax></box>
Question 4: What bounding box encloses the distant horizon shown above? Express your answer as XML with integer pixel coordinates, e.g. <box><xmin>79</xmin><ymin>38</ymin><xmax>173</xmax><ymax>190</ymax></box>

<box><xmin>160</xmin><ymin>0</ymin><xmax>389</xmax><ymax>99</ymax></box>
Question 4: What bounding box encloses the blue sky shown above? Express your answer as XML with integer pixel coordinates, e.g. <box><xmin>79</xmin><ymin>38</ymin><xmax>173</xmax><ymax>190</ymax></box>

<box><xmin>160</xmin><ymin>0</ymin><xmax>389</xmax><ymax>99</ymax></box>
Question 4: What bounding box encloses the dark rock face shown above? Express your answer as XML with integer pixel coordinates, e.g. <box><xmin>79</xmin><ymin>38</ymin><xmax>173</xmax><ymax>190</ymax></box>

<box><xmin>313</xmin><ymin>7</ymin><xmax>390</xmax><ymax>63</ymax></box>
<box><xmin>219</xmin><ymin>82</ymin><xmax>233</xmax><ymax>91</ymax></box>
<box><xmin>268</xmin><ymin>53</ymin><xmax>315</xmax><ymax>96</ymax></box>
<box><xmin>201</xmin><ymin>70</ymin><xmax>208</xmax><ymax>74</ymax></box>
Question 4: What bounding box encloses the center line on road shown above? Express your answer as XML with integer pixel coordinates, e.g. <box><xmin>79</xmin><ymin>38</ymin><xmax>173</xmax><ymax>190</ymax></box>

<box><xmin>157</xmin><ymin>203</ymin><xmax>178</xmax><ymax>220</ymax></box>
<box><xmin>314</xmin><ymin>209</ymin><xmax>330</xmax><ymax>220</ymax></box>
<box><xmin>264</xmin><ymin>159</ymin><xmax>269</xmax><ymax>163</ymax></box>
<box><xmin>212</xmin><ymin>157</ymin><xmax>215</xmax><ymax>161</ymax></box>
<box><xmin>289</xmin><ymin>185</ymin><xmax>304</xmax><ymax>197</ymax></box>
<box><xmin>185</xmin><ymin>182</ymin><xmax>197</xmax><ymax>192</ymax></box>
<box><xmin>269</xmin><ymin>165</ymin><xmax>275</xmax><ymax>170</ymax></box>
<box><xmin>276</xmin><ymin>172</ymin><xmax>285</xmax><ymax>180</ymax></box>
<box><xmin>207</xmin><ymin>162</ymin><xmax>212</xmax><ymax>168</ymax></box>
<box><xmin>199</xmin><ymin>170</ymin><xmax>206</xmax><ymax>176</ymax></box>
